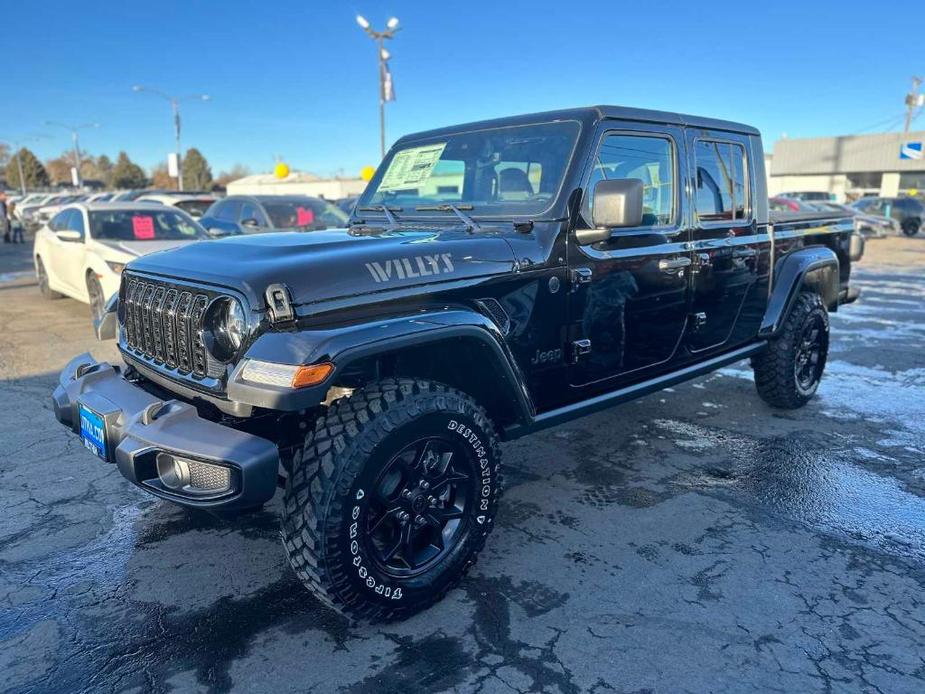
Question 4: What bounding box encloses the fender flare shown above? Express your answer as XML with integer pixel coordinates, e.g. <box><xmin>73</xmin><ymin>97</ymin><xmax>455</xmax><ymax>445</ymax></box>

<box><xmin>228</xmin><ymin>308</ymin><xmax>535</xmax><ymax>426</ymax></box>
<box><xmin>760</xmin><ymin>246</ymin><xmax>839</xmax><ymax>337</ymax></box>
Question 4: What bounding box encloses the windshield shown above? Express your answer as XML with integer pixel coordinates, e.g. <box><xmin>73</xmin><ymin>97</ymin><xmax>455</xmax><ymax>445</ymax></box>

<box><xmin>175</xmin><ymin>199</ymin><xmax>214</xmax><ymax>218</ymax></box>
<box><xmin>90</xmin><ymin>209</ymin><xmax>209</xmax><ymax>241</ymax></box>
<box><xmin>359</xmin><ymin>120</ymin><xmax>581</xmax><ymax>217</ymax></box>
<box><xmin>262</xmin><ymin>199</ymin><xmax>349</xmax><ymax>230</ymax></box>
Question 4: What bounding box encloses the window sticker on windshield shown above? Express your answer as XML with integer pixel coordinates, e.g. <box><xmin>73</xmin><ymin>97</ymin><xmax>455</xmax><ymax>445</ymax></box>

<box><xmin>296</xmin><ymin>207</ymin><xmax>315</xmax><ymax>226</ymax></box>
<box><xmin>132</xmin><ymin>216</ymin><xmax>155</xmax><ymax>239</ymax></box>
<box><xmin>378</xmin><ymin>143</ymin><xmax>448</xmax><ymax>192</ymax></box>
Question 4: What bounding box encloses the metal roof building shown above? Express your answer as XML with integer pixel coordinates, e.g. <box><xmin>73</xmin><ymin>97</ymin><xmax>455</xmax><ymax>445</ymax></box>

<box><xmin>768</xmin><ymin>130</ymin><xmax>925</xmax><ymax>200</ymax></box>
<box><xmin>226</xmin><ymin>171</ymin><xmax>367</xmax><ymax>200</ymax></box>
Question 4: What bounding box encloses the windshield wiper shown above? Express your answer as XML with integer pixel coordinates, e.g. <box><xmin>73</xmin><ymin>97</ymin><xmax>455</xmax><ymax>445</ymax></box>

<box><xmin>355</xmin><ymin>205</ymin><xmax>402</xmax><ymax>230</ymax></box>
<box><xmin>414</xmin><ymin>204</ymin><xmax>481</xmax><ymax>232</ymax></box>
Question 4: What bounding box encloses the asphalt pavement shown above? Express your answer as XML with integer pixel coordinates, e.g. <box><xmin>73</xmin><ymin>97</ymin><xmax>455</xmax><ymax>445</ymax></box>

<box><xmin>1</xmin><ymin>235</ymin><xmax>925</xmax><ymax>693</ymax></box>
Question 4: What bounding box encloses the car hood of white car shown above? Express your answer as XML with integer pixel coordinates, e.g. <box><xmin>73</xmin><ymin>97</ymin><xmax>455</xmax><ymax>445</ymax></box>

<box><xmin>97</xmin><ymin>239</ymin><xmax>202</xmax><ymax>259</ymax></box>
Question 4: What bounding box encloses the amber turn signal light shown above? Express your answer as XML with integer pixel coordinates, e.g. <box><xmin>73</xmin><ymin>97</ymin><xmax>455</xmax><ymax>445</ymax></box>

<box><xmin>291</xmin><ymin>362</ymin><xmax>334</xmax><ymax>388</ymax></box>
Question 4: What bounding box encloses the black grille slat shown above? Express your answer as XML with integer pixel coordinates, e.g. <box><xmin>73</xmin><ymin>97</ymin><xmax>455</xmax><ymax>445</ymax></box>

<box><xmin>175</xmin><ymin>292</ymin><xmax>193</xmax><ymax>372</ymax></box>
<box><xmin>141</xmin><ymin>285</ymin><xmax>156</xmax><ymax>356</ymax></box>
<box><xmin>189</xmin><ymin>295</ymin><xmax>209</xmax><ymax>377</ymax></box>
<box><xmin>124</xmin><ymin>280</ymin><xmax>138</xmax><ymax>346</ymax></box>
<box><xmin>152</xmin><ymin>287</ymin><xmax>166</xmax><ymax>362</ymax></box>
<box><xmin>163</xmin><ymin>289</ymin><xmax>179</xmax><ymax>368</ymax></box>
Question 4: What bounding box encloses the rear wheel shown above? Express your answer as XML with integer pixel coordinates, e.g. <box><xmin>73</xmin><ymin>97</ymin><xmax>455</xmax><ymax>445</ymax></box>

<box><xmin>87</xmin><ymin>274</ymin><xmax>105</xmax><ymax>322</ymax></box>
<box><xmin>281</xmin><ymin>378</ymin><xmax>501</xmax><ymax>621</ymax></box>
<box><xmin>901</xmin><ymin>219</ymin><xmax>920</xmax><ymax>237</ymax></box>
<box><xmin>36</xmin><ymin>258</ymin><xmax>63</xmax><ymax>300</ymax></box>
<box><xmin>753</xmin><ymin>292</ymin><xmax>829</xmax><ymax>409</ymax></box>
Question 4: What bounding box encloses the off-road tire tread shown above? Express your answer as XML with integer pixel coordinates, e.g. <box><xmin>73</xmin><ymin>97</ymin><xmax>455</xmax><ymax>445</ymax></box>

<box><xmin>753</xmin><ymin>291</ymin><xmax>828</xmax><ymax>409</ymax></box>
<box><xmin>281</xmin><ymin>378</ymin><xmax>501</xmax><ymax>622</ymax></box>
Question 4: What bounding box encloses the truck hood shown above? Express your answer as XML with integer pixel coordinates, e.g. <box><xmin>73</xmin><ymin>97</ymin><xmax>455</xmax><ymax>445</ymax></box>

<box><xmin>126</xmin><ymin>228</ymin><xmax>517</xmax><ymax>308</ymax></box>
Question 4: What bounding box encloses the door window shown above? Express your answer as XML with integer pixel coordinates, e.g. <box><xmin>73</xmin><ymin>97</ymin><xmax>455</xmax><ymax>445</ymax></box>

<box><xmin>70</xmin><ymin>209</ymin><xmax>86</xmax><ymax>235</ymax></box>
<box><xmin>588</xmin><ymin>134</ymin><xmax>675</xmax><ymax>227</ymax></box>
<box><xmin>239</xmin><ymin>202</ymin><xmax>267</xmax><ymax>226</ymax></box>
<box><xmin>216</xmin><ymin>200</ymin><xmax>242</xmax><ymax>222</ymax></box>
<box><xmin>694</xmin><ymin>140</ymin><xmax>749</xmax><ymax>222</ymax></box>
<box><xmin>49</xmin><ymin>210</ymin><xmax>69</xmax><ymax>231</ymax></box>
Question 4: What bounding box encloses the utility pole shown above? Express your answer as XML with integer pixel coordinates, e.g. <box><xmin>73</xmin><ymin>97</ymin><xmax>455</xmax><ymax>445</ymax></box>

<box><xmin>133</xmin><ymin>86</ymin><xmax>210</xmax><ymax>191</ymax></box>
<box><xmin>45</xmin><ymin>122</ymin><xmax>99</xmax><ymax>189</ymax></box>
<box><xmin>356</xmin><ymin>15</ymin><xmax>400</xmax><ymax>159</ymax></box>
<box><xmin>904</xmin><ymin>76</ymin><xmax>924</xmax><ymax>133</ymax></box>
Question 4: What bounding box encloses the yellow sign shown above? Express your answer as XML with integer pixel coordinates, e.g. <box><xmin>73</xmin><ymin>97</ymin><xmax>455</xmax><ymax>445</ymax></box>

<box><xmin>360</xmin><ymin>165</ymin><xmax>376</xmax><ymax>182</ymax></box>
<box><xmin>274</xmin><ymin>162</ymin><xmax>290</xmax><ymax>179</ymax></box>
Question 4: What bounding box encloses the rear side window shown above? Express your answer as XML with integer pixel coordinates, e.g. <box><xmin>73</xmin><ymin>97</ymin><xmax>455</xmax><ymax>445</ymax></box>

<box><xmin>588</xmin><ymin>133</ymin><xmax>675</xmax><ymax>227</ymax></box>
<box><xmin>695</xmin><ymin>140</ymin><xmax>749</xmax><ymax>222</ymax></box>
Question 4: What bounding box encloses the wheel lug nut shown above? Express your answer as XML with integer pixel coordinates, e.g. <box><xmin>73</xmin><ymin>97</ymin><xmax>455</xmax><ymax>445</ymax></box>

<box><xmin>401</xmin><ymin>490</ymin><xmax>412</xmax><ymax>500</ymax></box>
<box><xmin>414</xmin><ymin>515</ymin><xmax>426</xmax><ymax>526</ymax></box>
<box><xmin>398</xmin><ymin>511</ymin><xmax>410</xmax><ymax>522</ymax></box>
<box><xmin>419</xmin><ymin>480</ymin><xmax>430</xmax><ymax>490</ymax></box>
<box><xmin>428</xmin><ymin>497</ymin><xmax>437</xmax><ymax>506</ymax></box>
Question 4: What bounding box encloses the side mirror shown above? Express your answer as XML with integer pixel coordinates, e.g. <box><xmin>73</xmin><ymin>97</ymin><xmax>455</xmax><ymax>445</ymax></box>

<box><xmin>55</xmin><ymin>230</ymin><xmax>82</xmax><ymax>242</ymax></box>
<box><xmin>576</xmin><ymin>179</ymin><xmax>645</xmax><ymax>245</ymax></box>
<box><xmin>241</xmin><ymin>218</ymin><xmax>261</xmax><ymax>228</ymax></box>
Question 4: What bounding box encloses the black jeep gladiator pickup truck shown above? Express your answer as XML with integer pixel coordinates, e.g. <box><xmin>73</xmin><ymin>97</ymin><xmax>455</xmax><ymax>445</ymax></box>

<box><xmin>53</xmin><ymin>106</ymin><xmax>863</xmax><ymax>620</ymax></box>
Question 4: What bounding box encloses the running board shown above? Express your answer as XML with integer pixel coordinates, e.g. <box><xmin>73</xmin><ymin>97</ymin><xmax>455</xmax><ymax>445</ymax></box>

<box><xmin>504</xmin><ymin>342</ymin><xmax>767</xmax><ymax>439</ymax></box>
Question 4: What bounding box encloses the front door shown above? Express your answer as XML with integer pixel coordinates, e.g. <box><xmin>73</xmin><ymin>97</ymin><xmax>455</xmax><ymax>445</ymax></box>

<box><xmin>569</xmin><ymin>124</ymin><xmax>692</xmax><ymax>387</ymax></box>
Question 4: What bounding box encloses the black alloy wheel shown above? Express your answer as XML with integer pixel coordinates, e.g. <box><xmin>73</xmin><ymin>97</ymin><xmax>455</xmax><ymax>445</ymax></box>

<box><xmin>794</xmin><ymin>314</ymin><xmax>828</xmax><ymax>394</ymax></box>
<box><xmin>366</xmin><ymin>437</ymin><xmax>472</xmax><ymax>578</ymax></box>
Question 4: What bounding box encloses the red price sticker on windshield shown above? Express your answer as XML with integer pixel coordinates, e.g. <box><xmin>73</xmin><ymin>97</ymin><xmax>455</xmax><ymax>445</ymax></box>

<box><xmin>132</xmin><ymin>215</ymin><xmax>155</xmax><ymax>239</ymax></box>
<box><xmin>296</xmin><ymin>207</ymin><xmax>315</xmax><ymax>226</ymax></box>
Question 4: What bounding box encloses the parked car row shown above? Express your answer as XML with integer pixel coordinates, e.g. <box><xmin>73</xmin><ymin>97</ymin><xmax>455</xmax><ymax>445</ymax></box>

<box><xmin>31</xmin><ymin>192</ymin><xmax>351</xmax><ymax>320</ymax></box>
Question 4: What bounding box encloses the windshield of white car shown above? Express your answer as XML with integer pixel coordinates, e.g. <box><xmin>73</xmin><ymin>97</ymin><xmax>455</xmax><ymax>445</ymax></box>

<box><xmin>261</xmin><ymin>199</ymin><xmax>349</xmax><ymax>230</ymax></box>
<box><xmin>358</xmin><ymin>120</ymin><xmax>581</xmax><ymax>217</ymax></box>
<box><xmin>90</xmin><ymin>209</ymin><xmax>209</xmax><ymax>241</ymax></box>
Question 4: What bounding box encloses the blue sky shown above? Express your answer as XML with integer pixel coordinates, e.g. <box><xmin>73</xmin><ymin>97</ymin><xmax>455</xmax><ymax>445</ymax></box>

<box><xmin>3</xmin><ymin>0</ymin><xmax>922</xmax><ymax>177</ymax></box>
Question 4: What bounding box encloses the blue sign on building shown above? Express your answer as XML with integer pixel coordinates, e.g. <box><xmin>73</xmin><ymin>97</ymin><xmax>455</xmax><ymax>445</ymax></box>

<box><xmin>900</xmin><ymin>142</ymin><xmax>923</xmax><ymax>160</ymax></box>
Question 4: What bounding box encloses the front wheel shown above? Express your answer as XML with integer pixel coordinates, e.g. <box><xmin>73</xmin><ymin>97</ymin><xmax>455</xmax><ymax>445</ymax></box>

<box><xmin>753</xmin><ymin>292</ymin><xmax>829</xmax><ymax>409</ymax></box>
<box><xmin>87</xmin><ymin>274</ymin><xmax>105</xmax><ymax>322</ymax></box>
<box><xmin>281</xmin><ymin>378</ymin><xmax>501</xmax><ymax>621</ymax></box>
<box><xmin>36</xmin><ymin>258</ymin><xmax>63</xmax><ymax>300</ymax></box>
<box><xmin>901</xmin><ymin>219</ymin><xmax>920</xmax><ymax>237</ymax></box>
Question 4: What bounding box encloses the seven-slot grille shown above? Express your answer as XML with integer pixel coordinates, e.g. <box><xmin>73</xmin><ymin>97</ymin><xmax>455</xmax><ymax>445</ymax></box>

<box><xmin>122</xmin><ymin>275</ymin><xmax>215</xmax><ymax>378</ymax></box>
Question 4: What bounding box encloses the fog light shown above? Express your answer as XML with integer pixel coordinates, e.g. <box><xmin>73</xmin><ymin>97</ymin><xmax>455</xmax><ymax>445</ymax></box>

<box><xmin>155</xmin><ymin>453</ymin><xmax>232</xmax><ymax>495</ymax></box>
<box><xmin>156</xmin><ymin>452</ymin><xmax>190</xmax><ymax>489</ymax></box>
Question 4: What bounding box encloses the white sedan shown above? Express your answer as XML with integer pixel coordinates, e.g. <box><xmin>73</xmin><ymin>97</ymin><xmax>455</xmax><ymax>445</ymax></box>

<box><xmin>33</xmin><ymin>202</ymin><xmax>210</xmax><ymax>320</ymax></box>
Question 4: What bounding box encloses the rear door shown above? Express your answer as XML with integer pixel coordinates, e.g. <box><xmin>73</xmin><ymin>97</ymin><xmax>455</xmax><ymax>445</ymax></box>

<box><xmin>685</xmin><ymin>131</ymin><xmax>768</xmax><ymax>353</ymax></box>
<box><xmin>568</xmin><ymin>122</ymin><xmax>692</xmax><ymax>387</ymax></box>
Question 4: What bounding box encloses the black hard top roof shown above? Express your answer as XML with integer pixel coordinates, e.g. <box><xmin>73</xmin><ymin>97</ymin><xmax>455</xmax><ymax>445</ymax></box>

<box><xmin>396</xmin><ymin>105</ymin><xmax>760</xmax><ymax>144</ymax></box>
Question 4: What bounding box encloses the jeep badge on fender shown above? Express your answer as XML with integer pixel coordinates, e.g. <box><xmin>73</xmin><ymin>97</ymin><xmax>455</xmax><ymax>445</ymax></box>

<box><xmin>52</xmin><ymin>106</ymin><xmax>862</xmax><ymax>621</ymax></box>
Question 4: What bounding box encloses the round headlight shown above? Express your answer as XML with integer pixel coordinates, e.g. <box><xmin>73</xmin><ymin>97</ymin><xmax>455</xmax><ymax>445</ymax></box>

<box><xmin>205</xmin><ymin>298</ymin><xmax>246</xmax><ymax>361</ymax></box>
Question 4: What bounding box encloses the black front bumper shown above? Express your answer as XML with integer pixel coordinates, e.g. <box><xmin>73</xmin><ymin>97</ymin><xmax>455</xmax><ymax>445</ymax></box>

<box><xmin>52</xmin><ymin>353</ymin><xmax>279</xmax><ymax>510</ymax></box>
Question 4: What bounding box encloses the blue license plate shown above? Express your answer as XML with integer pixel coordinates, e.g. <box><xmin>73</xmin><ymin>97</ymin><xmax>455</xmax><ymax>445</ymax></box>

<box><xmin>79</xmin><ymin>403</ymin><xmax>108</xmax><ymax>460</ymax></box>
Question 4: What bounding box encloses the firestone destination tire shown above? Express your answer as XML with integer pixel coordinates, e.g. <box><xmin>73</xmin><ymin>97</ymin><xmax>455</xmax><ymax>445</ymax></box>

<box><xmin>281</xmin><ymin>378</ymin><xmax>501</xmax><ymax>621</ymax></box>
<box><xmin>753</xmin><ymin>291</ymin><xmax>829</xmax><ymax>409</ymax></box>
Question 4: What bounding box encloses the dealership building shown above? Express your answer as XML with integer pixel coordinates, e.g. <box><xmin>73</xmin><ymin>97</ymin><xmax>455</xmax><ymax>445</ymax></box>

<box><xmin>767</xmin><ymin>129</ymin><xmax>925</xmax><ymax>200</ymax></box>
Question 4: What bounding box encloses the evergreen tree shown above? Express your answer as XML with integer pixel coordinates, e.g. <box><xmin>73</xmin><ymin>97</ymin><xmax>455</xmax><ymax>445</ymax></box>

<box><xmin>182</xmin><ymin>148</ymin><xmax>212</xmax><ymax>191</ymax></box>
<box><xmin>111</xmin><ymin>151</ymin><xmax>147</xmax><ymax>189</ymax></box>
<box><xmin>5</xmin><ymin>148</ymin><xmax>50</xmax><ymax>189</ymax></box>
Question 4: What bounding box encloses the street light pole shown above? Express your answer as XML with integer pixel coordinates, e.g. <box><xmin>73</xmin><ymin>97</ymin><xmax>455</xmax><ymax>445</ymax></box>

<box><xmin>904</xmin><ymin>77</ymin><xmax>924</xmax><ymax>134</ymax></box>
<box><xmin>132</xmin><ymin>86</ymin><xmax>210</xmax><ymax>191</ymax></box>
<box><xmin>45</xmin><ymin>121</ymin><xmax>100</xmax><ymax>189</ymax></box>
<box><xmin>356</xmin><ymin>15</ymin><xmax>400</xmax><ymax>159</ymax></box>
